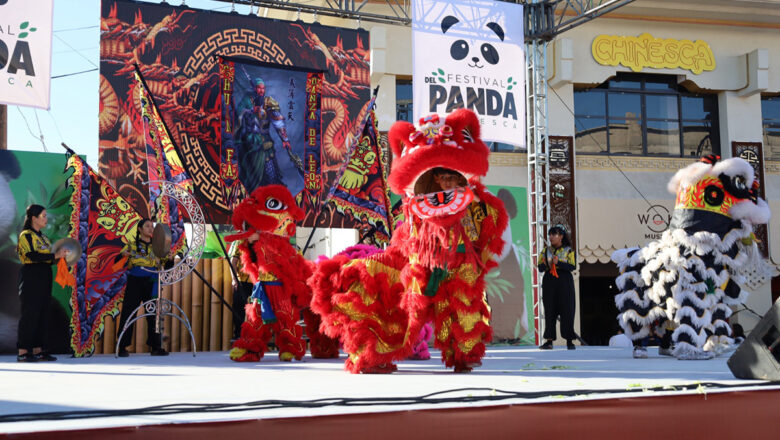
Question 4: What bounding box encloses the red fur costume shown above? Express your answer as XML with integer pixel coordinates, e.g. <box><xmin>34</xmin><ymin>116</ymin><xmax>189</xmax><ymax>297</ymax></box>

<box><xmin>227</xmin><ymin>185</ymin><xmax>338</xmax><ymax>362</ymax></box>
<box><xmin>311</xmin><ymin>109</ymin><xmax>508</xmax><ymax>373</ymax></box>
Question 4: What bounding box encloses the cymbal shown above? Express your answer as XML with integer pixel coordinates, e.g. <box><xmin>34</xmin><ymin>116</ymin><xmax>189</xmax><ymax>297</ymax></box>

<box><xmin>152</xmin><ymin>223</ymin><xmax>172</xmax><ymax>259</ymax></box>
<box><xmin>52</xmin><ymin>237</ymin><xmax>82</xmax><ymax>266</ymax></box>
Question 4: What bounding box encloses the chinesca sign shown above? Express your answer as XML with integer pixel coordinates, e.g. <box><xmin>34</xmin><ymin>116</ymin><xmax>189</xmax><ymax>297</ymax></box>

<box><xmin>591</xmin><ymin>33</ymin><xmax>716</xmax><ymax>75</ymax></box>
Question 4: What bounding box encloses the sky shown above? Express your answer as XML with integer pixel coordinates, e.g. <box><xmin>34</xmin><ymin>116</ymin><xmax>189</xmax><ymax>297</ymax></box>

<box><xmin>7</xmin><ymin>0</ymin><xmax>262</xmax><ymax>168</ymax></box>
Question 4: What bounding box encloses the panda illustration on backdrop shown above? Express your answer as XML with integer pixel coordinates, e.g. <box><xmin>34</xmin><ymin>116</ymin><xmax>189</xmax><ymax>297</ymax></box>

<box><xmin>612</xmin><ymin>155</ymin><xmax>771</xmax><ymax>360</ymax></box>
<box><xmin>0</xmin><ymin>150</ymin><xmax>21</xmax><ymax>353</ymax></box>
<box><xmin>440</xmin><ymin>15</ymin><xmax>504</xmax><ymax>69</ymax></box>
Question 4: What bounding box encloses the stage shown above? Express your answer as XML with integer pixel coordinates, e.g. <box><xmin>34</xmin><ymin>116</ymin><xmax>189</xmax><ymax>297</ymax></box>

<box><xmin>1</xmin><ymin>346</ymin><xmax>777</xmax><ymax>439</ymax></box>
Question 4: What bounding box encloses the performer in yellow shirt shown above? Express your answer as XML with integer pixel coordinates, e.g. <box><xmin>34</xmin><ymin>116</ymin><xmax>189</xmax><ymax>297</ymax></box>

<box><xmin>16</xmin><ymin>204</ymin><xmax>69</xmax><ymax>362</ymax></box>
<box><xmin>537</xmin><ymin>225</ymin><xmax>577</xmax><ymax>350</ymax></box>
<box><xmin>116</xmin><ymin>219</ymin><xmax>169</xmax><ymax>357</ymax></box>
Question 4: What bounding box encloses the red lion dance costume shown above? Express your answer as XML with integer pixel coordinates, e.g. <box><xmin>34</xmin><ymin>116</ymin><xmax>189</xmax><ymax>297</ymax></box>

<box><xmin>311</xmin><ymin>109</ymin><xmax>508</xmax><ymax>373</ymax></box>
<box><xmin>227</xmin><ymin>185</ymin><xmax>339</xmax><ymax>362</ymax></box>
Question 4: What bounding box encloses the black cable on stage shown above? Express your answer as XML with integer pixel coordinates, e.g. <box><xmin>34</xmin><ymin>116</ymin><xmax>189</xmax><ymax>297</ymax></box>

<box><xmin>1</xmin><ymin>382</ymin><xmax>778</xmax><ymax>423</ymax></box>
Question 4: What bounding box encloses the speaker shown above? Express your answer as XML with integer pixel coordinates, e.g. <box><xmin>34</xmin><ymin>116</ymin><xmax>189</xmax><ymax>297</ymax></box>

<box><xmin>728</xmin><ymin>299</ymin><xmax>780</xmax><ymax>380</ymax></box>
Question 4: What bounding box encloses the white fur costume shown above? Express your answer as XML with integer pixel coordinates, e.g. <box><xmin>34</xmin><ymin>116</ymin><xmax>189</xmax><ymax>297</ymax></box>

<box><xmin>612</xmin><ymin>156</ymin><xmax>771</xmax><ymax>360</ymax></box>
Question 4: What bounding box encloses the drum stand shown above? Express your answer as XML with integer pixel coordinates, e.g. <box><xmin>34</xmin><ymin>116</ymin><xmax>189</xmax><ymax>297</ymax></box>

<box><xmin>114</xmin><ymin>181</ymin><xmax>206</xmax><ymax>358</ymax></box>
<box><xmin>115</xmin><ymin>265</ymin><xmax>197</xmax><ymax>357</ymax></box>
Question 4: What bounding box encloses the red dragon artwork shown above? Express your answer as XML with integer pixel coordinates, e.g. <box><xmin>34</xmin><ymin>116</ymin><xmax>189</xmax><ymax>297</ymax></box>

<box><xmin>226</xmin><ymin>185</ymin><xmax>339</xmax><ymax>362</ymax></box>
<box><xmin>310</xmin><ymin>109</ymin><xmax>509</xmax><ymax>373</ymax></box>
<box><xmin>290</xmin><ymin>24</ymin><xmax>371</xmax><ymax>171</ymax></box>
<box><xmin>99</xmin><ymin>0</ymin><xmax>371</xmax><ymax>224</ymax></box>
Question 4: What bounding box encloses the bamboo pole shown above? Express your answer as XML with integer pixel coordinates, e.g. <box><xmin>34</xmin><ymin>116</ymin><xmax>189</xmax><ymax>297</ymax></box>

<box><xmin>103</xmin><ymin>314</ymin><xmax>116</xmax><ymax>354</ymax></box>
<box><xmin>191</xmin><ymin>260</ymin><xmax>203</xmax><ymax>351</ymax></box>
<box><xmin>172</xmin><ymin>276</ymin><xmax>182</xmax><ymax>352</ymax></box>
<box><xmin>222</xmin><ymin>259</ymin><xmax>233</xmax><ymax>350</ymax></box>
<box><xmin>202</xmin><ymin>259</ymin><xmax>211</xmax><ymax>350</ymax></box>
<box><xmin>94</xmin><ymin>325</ymin><xmax>104</xmax><ymax>354</ymax></box>
<box><xmin>162</xmin><ymin>284</ymin><xmax>173</xmax><ymax>351</ymax></box>
<box><xmin>135</xmin><ymin>306</ymin><xmax>145</xmax><ymax>354</ymax></box>
<box><xmin>181</xmin><ymin>269</ymin><xmax>192</xmax><ymax>352</ymax></box>
<box><xmin>210</xmin><ymin>258</ymin><xmax>223</xmax><ymax>351</ymax></box>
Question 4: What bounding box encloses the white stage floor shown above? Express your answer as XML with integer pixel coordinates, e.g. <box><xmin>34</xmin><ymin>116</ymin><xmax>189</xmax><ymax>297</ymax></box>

<box><xmin>0</xmin><ymin>346</ymin><xmax>774</xmax><ymax>434</ymax></box>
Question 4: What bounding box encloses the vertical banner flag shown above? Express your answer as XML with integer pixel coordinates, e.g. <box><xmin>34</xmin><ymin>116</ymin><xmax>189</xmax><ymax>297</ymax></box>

<box><xmin>134</xmin><ymin>67</ymin><xmax>189</xmax><ymax>254</ymax></box>
<box><xmin>327</xmin><ymin>104</ymin><xmax>394</xmax><ymax>244</ymax></box>
<box><xmin>412</xmin><ymin>0</ymin><xmax>525</xmax><ymax>148</ymax></box>
<box><xmin>218</xmin><ymin>56</ymin><xmax>321</xmax><ymax>210</ymax></box>
<box><xmin>303</xmin><ymin>71</ymin><xmax>324</xmax><ymax>214</ymax></box>
<box><xmin>217</xmin><ymin>58</ymin><xmax>246</xmax><ymax>210</ymax></box>
<box><xmin>0</xmin><ymin>0</ymin><xmax>54</xmax><ymax>109</ymax></box>
<box><xmin>65</xmin><ymin>153</ymin><xmax>143</xmax><ymax>357</ymax></box>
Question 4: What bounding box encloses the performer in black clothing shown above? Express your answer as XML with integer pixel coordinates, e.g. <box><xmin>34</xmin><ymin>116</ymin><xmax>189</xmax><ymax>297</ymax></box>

<box><xmin>229</xmin><ymin>234</ymin><xmax>258</xmax><ymax>340</ymax></box>
<box><xmin>16</xmin><ymin>204</ymin><xmax>69</xmax><ymax>362</ymax></box>
<box><xmin>537</xmin><ymin>225</ymin><xmax>577</xmax><ymax>350</ymax></box>
<box><xmin>116</xmin><ymin>219</ymin><xmax>169</xmax><ymax>357</ymax></box>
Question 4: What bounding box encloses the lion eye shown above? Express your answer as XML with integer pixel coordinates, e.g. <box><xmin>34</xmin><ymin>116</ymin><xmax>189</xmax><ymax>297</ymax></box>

<box><xmin>704</xmin><ymin>185</ymin><xmax>724</xmax><ymax>207</ymax></box>
<box><xmin>265</xmin><ymin>198</ymin><xmax>285</xmax><ymax>211</ymax></box>
<box><xmin>733</xmin><ymin>175</ymin><xmax>747</xmax><ymax>191</ymax></box>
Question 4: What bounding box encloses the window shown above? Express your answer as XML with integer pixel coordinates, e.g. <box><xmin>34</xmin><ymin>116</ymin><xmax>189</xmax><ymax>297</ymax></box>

<box><xmin>574</xmin><ymin>74</ymin><xmax>719</xmax><ymax>157</ymax></box>
<box><xmin>762</xmin><ymin>95</ymin><xmax>780</xmax><ymax>161</ymax></box>
<box><xmin>487</xmin><ymin>141</ymin><xmax>520</xmax><ymax>152</ymax></box>
<box><xmin>396</xmin><ymin>78</ymin><xmax>413</xmax><ymax>122</ymax></box>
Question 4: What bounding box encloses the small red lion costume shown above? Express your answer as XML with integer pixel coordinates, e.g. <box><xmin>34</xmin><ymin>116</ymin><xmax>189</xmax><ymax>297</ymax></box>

<box><xmin>311</xmin><ymin>109</ymin><xmax>508</xmax><ymax>373</ymax></box>
<box><xmin>227</xmin><ymin>185</ymin><xmax>338</xmax><ymax>362</ymax></box>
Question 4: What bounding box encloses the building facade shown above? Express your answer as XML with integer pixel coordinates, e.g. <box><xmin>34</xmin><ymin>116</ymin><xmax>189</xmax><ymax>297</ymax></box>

<box><xmin>297</xmin><ymin>0</ymin><xmax>780</xmax><ymax>344</ymax></box>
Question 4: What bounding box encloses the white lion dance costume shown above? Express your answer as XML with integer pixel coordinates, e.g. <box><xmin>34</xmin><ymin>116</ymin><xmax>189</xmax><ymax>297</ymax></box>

<box><xmin>612</xmin><ymin>155</ymin><xmax>771</xmax><ymax>360</ymax></box>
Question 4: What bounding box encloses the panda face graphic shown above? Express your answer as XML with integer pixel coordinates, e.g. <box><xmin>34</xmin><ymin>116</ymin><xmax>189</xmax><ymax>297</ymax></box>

<box><xmin>441</xmin><ymin>15</ymin><xmax>504</xmax><ymax>69</ymax></box>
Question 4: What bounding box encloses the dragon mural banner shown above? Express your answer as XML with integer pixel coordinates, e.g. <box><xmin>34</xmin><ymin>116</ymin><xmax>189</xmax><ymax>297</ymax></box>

<box><xmin>100</xmin><ymin>0</ymin><xmax>370</xmax><ymax>225</ymax></box>
<box><xmin>65</xmin><ymin>153</ymin><xmax>142</xmax><ymax>357</ymax></box>
<box><xmin>326</xmin><ymin>105</ymin><xmax>394</xmax><ymax>245</ymax></box>
<box><xmin>217</xmin><ymin>56</ymin><xmax>323</xmax><ymax>212</ymax></box>
<box><xmin>134</xmin><ymin>67</ymin><xmax>189</xmax><ymax>254</ymax></box>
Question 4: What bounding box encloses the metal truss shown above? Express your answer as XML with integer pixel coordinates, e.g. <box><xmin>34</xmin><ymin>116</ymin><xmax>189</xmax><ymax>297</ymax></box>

<box><xmin>524</xmin><ymin>0</ymin><xmax>635</xmax><ymax>343</ymax></box>
<box><xmin>525</xmin><ymin>32</ymin><xmax>549</xmax><ymax>345</ymax></box>
<box><xmin>524</xmin><ymin>0</ymin><xmax>638</xmax><ymax>41</ymax></box>
<box><xmin>212</xmin><ymin>0</ymin><xmax>412</xmax><ymax>25</ymax></box>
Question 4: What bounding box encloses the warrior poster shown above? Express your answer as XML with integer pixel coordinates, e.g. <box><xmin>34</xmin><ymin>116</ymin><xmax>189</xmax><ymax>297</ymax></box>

<box><xmin>99</xmin><ymin>0</ymin><xmax>370</xmax><ymax>226</ymax></box>
<box><xmin>218</xmin><ymin>57</ymin><xmax>322</xmax><ymax>211</ymax></box>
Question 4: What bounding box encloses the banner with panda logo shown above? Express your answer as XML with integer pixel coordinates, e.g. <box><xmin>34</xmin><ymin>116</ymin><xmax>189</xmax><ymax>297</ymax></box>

<box><xmin>412</xmin><ymin>0</ymin><xmax>524</xmax><ymax>148</ymax></box>
<box><xmin>0</xmin><ymin>0</ymin><xmax>53</xmax><ymax>109</ymax></box>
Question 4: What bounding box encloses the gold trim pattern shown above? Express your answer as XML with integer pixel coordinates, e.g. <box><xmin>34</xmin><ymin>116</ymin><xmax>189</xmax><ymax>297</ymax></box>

<box><xmin>489</xmin><ymin>155</ymin><xmax>780</xmax><ymax>173</ymax></box>
<box><xmin>489</xmin><ymin>153</ymin><xmax>527</xmax><ymax>167</ymax></box>
<box><xmin>576</xmin><ymin>155</ymin><xmax>697</xmax><ymax>172</ymax></box>
<box><xmin>765</xmin><ymin>161</ymin><xmax>780</xmax><ymax>174</ymax></box>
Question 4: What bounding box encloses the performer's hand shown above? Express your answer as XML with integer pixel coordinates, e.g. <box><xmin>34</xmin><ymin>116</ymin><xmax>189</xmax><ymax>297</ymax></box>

<box><xmin>55</xmin><ymin>249</ymin><xmax>70</xmax><ymax>259</ymax></box>
<box><xmin>552</xmin><ymin>256</ymin><xmax>559</xmax><ymax>265</ymax></box>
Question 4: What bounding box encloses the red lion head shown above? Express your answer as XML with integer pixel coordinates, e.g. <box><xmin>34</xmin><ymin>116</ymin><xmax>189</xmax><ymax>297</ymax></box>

<box><xmin>226</xmin><ymin>185</ymin><xmax>304</xmax><ymax>242</ymax></box>
<box><xmin>388</xmin><ymin>108</ymin><xmax>489</xmax><ymax>196</ymax></box>
<box><xmin>388</xmin><ymin>109</ymin><xmax>489</xmax><ymax>219</ymax></box>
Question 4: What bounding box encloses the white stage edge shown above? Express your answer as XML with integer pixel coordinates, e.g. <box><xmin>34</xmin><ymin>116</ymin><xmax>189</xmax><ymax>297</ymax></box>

<box><xmin>0</xmin><ymin>346</ymin><xmax>774</xmax><ymax>434</ymax></box>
